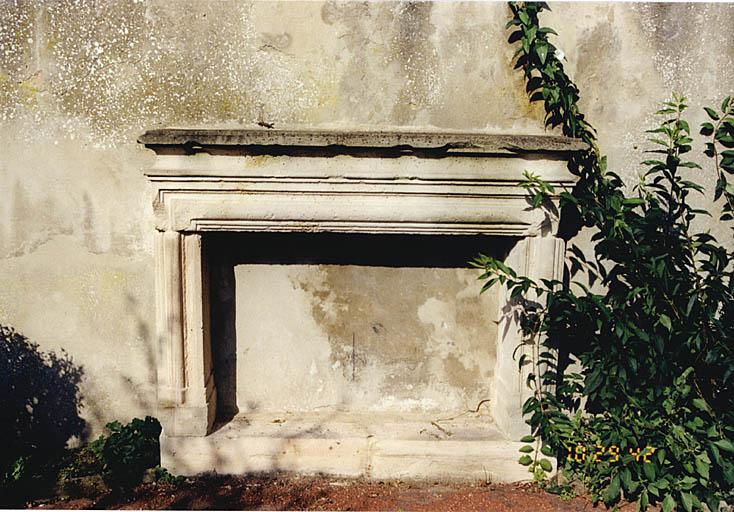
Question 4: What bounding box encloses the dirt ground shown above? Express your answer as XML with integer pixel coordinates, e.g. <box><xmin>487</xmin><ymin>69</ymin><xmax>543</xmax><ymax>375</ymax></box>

<box><xmin>25</xmin><ymin>474</ymin><xmax>633</xmax><ymax>511</ymax></box>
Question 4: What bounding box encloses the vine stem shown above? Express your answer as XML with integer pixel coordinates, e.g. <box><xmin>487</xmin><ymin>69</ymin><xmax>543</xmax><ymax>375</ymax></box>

<box><xmin>710</xmin><ymin>105</ymin><xmax>734</xmax><ymax>220</ymax></box>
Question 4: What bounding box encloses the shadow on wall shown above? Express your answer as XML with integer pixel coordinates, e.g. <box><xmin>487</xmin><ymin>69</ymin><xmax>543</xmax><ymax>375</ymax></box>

<box><xmin>0</xmin><ymin>324</ymin><xmax>86</xmax><ymax>479</ymax></box>
<box><xmin>209</xmin><ymin>253</ymin><xmax>239</xmax><ymax>424</ymax></box>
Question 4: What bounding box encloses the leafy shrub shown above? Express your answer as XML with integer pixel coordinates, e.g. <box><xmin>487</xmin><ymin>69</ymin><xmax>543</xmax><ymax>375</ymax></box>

<box><xmin>474</xmin><ymin>2</ymin><xmax>734</xmax><ymax>510</ymax></box>
<box><xmin>92</xmin><ymin>416</ymin><xmax>163</xmax><ymax>487</ymax></box>
<box><xmin>48</xmin><ymin>417</ymin><xmax>173</xmax><ymax>500</ymax></box>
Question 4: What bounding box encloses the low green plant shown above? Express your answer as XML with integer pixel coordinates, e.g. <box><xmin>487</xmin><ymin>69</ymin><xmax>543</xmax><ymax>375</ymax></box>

<box><xmin>474</xmin><ymin>2</ymin><xmax>734</xmax><ymax>510</ymax></box>
<box><xmin>56</xmin><ymin>446</ymin><xmax>104</xmax><ymax>481</ymax></box>
<box><xmin>2</xmin><ymin>456</ymin><xmax>29</xmax><ymax>487</ymax></box>
<box><xmin>151</xmin><ymin>465</ymin><xmax>184</xmax><ymax>485</ymax></box>
<box><xmin>52</xmin><ymin>417</ymin><xmax>177</xmax><ymax>498</ymax></box>
<box><xmin>3</xmin><ymin>413</ymin><xmax>175</xmax><ymax>504</ymax></box>
<box><xmin>92</xmin><ymin>416</ymin><xmax>163</xmax><ymax>487</ymax></box>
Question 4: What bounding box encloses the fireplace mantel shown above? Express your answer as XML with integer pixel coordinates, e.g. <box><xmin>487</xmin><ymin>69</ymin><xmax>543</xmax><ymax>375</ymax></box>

<box><xmin>140</xmin><ymin>127</ymin><xmax>580</xmax><ymax>482</ymax></box>
<box><xmin>141</xmin><ymin>128</ymin><xmax>582</xmax><ymax>236</ymax></box>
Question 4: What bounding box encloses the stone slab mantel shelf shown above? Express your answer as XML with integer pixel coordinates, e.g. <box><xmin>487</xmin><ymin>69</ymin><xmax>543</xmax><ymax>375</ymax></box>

<box><xmin>139</xmin><ymin>126</ymin><xmax>586</xmax><ymax>155</ymax></box>
<box><xmin>139</xmin><ymin>127</ymin><xmax>580</xmax><ymax>482</ymax></box>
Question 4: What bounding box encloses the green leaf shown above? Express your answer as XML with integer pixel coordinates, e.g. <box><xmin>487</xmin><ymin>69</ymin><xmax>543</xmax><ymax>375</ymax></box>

<box><xmin>603</xmin><ymin>475</ymin><xmax>621</xmax><ymax>504</ymax></box>
<box><xmin>704</xmin><ymin>107</ymin><xmax>720</xmax><ymax>120</ymax></box>
<box><xmin>659</xmin><ymin>314</ymin><xmax>672</xmax><ymax>331</ymax></box>
<box><xmin>520</xmin><ymin>435</ymin><xmax>535</xmax><ymax>443</ymax></box>
<box><xmin>480</xmin><ymin>278</ymin><xmax>498</xmax><ymax>294</ymax></box>
<box><xmin>620</xmin><ymin>468</ymin><xmax>632</xmax><ymax>491</ymax></box>
<box><xmin>623</xmin><ymin>198</ymin><xmax>646</xmax><ymax>206</ymax></box>
<box><xmin>692</xmin><ymin>398</ymin><xmax>709</xmax><ymax>412</ymax></box>
<box><xmin>640</xmin><ymin>490</ymin><xmax>649</xmax><ymax>511</ymax></box>
<box><xmin>538</xmin><ymin>458</ymin><xmax>553</xmax><ymax>472</ymax></box>
<box><xmin>713</xmin><ymin>439</ymin><xmax>734</xmax><ymax>453</ymax></box>
<box><xmin>695</xmin><ymin>456</ymin><xmax>710</xmax><ymax>480</ymax></box>
<box><xmin>536</xmin><ymin>44</ymin><xmax>548</xmax><ymax>65</ymax></box>
<box><xmin>710</xmin><ymin>444</ymin><xmax>723</xmax><ymax>466</ymax></box>
<box><xmin>518</xmin><ymin>454</ymin><xmax>533</xmax><ymax>466</ymax></box>
<box><xmin>526</xmin><ymin>26</ymin><xmax>537</xmax><ymax>43</ymax></box>
<box><xmin>643</xmin><ymin>462</ymin><xmax>656</xmax><ymax>481</ymax></box>
<box><xmin>679</xmin><ymin>161</ymin><xmax>702</xmax><ymax>169</ymax></box>
<box><xmin>519</xmin><ymin>445</ymin><xmax>534</xmax><ymax>453</ymax></box>
<box><xmin>662</xmin><ymin>494</ymin><xmax>675</xmax><ymax>512</ymax></box>
<box><xmin>681</xmin><ymin>492</ymin><xmax>694</xmax><ymax>512</ymax></box>
<box><xmin>686</xmin><ymin>295</ymin><xmax>698</xmax><ymax>315</ymax></box>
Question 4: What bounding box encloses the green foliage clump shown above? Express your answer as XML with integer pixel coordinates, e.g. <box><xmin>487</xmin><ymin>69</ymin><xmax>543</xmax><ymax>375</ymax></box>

<box><xmin>2</xmin><ymin>416</ymin><xmax>170</xmax><ymax>505</ymax></box>
<box><xmin>92</xmin><ymin>416</ymin><xmax>163</xmax><ymax>487</ymax></box>
<box><xmin>151</xmin><ymin>465</ymin><xmax>185</xmax><ymax>485</ymax></box>
<box><xmin>56</xmin><ymin>416</ymin><xmax>180</xmax><ymax>492</ymax></box>
<box><xmin>474</xmin><ymin>2</ymin><xmax>734</xmax><ymax>510</ymax></box>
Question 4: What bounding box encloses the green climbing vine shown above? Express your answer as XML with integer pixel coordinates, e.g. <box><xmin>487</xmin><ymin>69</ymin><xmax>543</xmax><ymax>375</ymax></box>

<box><xmin>475</xmin><ymin>2</ymin><xmax>734</xmax><ymax>510</ymax></box>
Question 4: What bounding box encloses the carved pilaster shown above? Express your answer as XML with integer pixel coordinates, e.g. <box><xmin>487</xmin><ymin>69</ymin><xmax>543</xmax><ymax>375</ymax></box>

<box><xmin>493</xmin><ymin>235</ymin><xmax>566</xmax><ymax>440</ymax></box>
<box><xmin>155</xmin><ymin>230</ymin><xmax>216</xmax><ymax>436</ymax></box>
<box><xmin>155</xmin><ymin>230</ymin><xmax>185</xmax><ymax>407</ymax></box>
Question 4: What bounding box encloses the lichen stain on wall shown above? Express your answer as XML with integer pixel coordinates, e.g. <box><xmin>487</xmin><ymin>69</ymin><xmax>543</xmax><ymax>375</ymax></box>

<box><xmin>635</xmin><ymin>3</ymin><xmax>734</xmax><ymax>92</ymax></box>
<box><xmin>1</xmin><ymin>1</ymin><xmax>318</xmax><ymax>146</ymax></box>
<box><xmin>427</xmin><ymin>1</ymin><xmax>544</xmax><ymax>129</ymax></box>
<box><xmin>1</xmin><ymin>0</ymin><xmax>550</xmax><ymax>149</ymax></box>
<box><xmin>389</xmin><ymin>1</ymin><xmax>440</xmax><ymax>125</ymax></box>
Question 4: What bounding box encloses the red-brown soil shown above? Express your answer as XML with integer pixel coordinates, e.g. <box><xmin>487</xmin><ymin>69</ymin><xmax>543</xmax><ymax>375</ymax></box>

<box><xmin>26</xmin><ymin>474</ymin><xmax>635</xmax><ymax>511</ymax></box>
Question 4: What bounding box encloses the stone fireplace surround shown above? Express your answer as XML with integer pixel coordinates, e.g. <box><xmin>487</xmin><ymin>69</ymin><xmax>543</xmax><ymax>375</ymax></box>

<box><xmin>139</xmin><ymin>128</ymin><xmax>581</xmax><ymax>482</ymax></box>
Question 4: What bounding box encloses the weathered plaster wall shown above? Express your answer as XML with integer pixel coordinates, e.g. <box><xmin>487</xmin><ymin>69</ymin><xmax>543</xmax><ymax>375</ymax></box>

<box><xmin>1</xmin><ymin>1</ymin><xmax>733</xmax><ymax>440</ymax></box>
<box><xmin>232</xmin><ymin>265</ymin><xmax>498</xmax><ymax>415</ymax></box>
<box><xmin>545</xmin><ymin>3</ymin><xmax>734</xmax><ymax>242</ymax></box>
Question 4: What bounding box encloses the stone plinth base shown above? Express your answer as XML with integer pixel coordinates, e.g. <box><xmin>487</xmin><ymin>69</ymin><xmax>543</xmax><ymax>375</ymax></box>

<box><xmin>161</xmin><ymin>412</ymin><xmax>543</xmax><ymax>483</ymax></box>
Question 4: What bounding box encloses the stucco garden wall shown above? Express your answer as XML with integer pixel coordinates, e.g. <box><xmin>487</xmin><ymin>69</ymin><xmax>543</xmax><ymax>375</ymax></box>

<box><xmin>1</xmin><ymin>1</ymin><xmax>733</xmax><ymax>441</ymax></box>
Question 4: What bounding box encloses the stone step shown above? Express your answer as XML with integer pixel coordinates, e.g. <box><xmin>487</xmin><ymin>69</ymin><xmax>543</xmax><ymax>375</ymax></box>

<box><xmin>161</xmin><ymin>412</ymin><xmax>543</xmax><ymax>483</ymax></box>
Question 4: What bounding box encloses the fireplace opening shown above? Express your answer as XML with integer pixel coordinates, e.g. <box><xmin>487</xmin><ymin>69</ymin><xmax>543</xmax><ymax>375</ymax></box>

<box><xmin>206</xmin><ymin>232</ymin><xmax>517</xmax><ymax>429</ymax></box>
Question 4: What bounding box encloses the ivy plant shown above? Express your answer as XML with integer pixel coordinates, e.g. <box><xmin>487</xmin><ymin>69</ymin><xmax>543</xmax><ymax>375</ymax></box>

<box><xmin>475</xmin><ymin>2</ymin><xmax>734</xmax><ymax>510</ymax></box>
